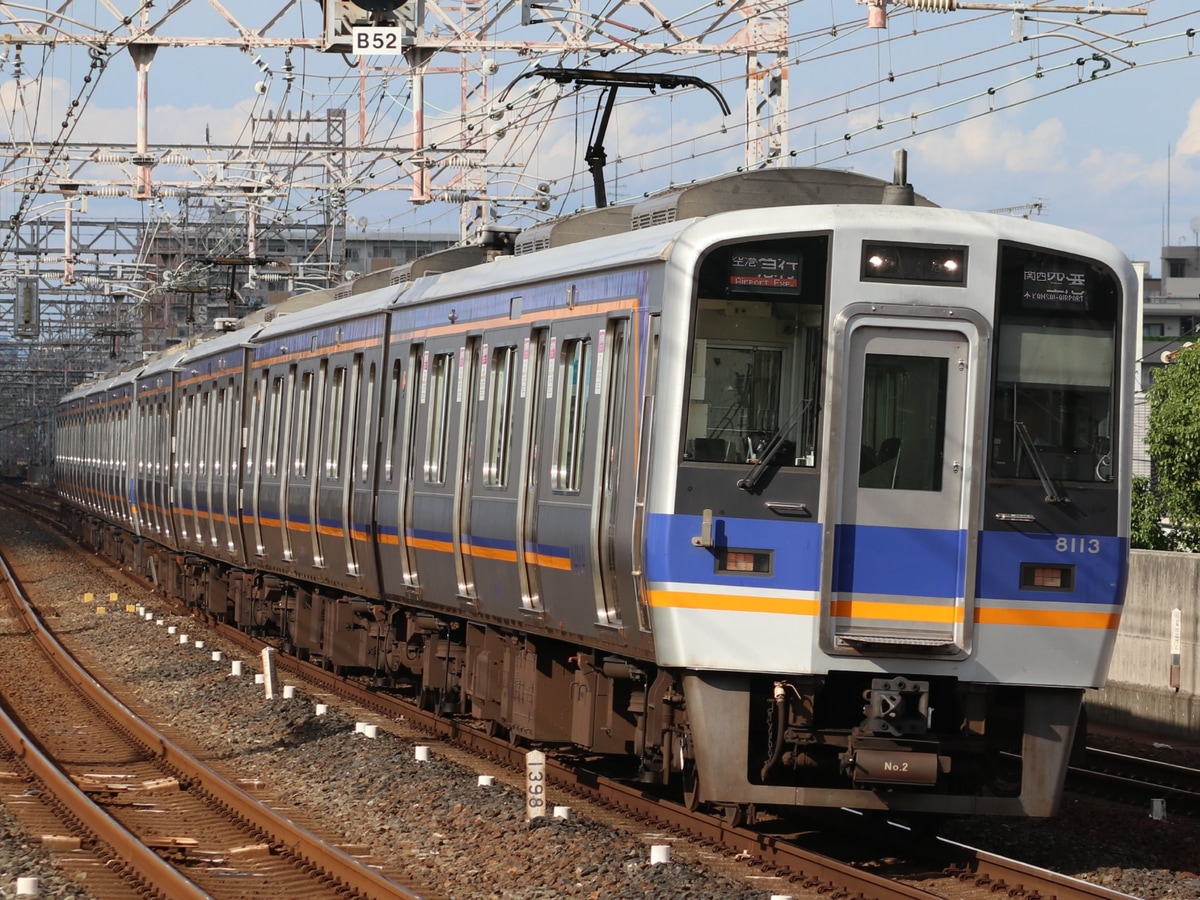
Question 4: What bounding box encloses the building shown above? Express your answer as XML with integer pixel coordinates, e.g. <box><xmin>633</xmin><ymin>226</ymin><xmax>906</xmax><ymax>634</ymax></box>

<box><xmin>142</xmin><ymin>226</ymin><xmax>457</xmax><ymax>349</ymax></box>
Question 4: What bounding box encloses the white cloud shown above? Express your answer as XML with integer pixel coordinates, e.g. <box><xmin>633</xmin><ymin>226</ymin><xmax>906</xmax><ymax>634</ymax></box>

<box><xmin>0</xmin><ymin>76</ymin><xmax>72</xmax><ymax>140</ymax></box>
<box><xmin>1178</xmin><ymin>98</ymin><xmax>1200</xmax><ymax>156</ymax></box>
<box><xmin>1</xmin><ymin>74</ymin><xmax>265</xmax><ymax>147</ymax></box>
<box><xmin>914</xmin><ymin>114</ymin><xmax>1068</xmax><ymax>175</ymax></box>
<box><xmin>1078</xmin><ymin>148</ymin><xmax>1165</xmax><ymax>193</ymax></box>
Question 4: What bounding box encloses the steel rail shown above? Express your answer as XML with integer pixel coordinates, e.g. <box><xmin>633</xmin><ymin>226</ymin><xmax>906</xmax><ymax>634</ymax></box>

<box><xmin>0</xmin><ymin>552</ymin><xmax>212</xmax><ymax>900</ymax></box>
<box><xmin>0</xmin><ymin>705</ymin><xmax>214</xmax><ymax>899</ymax></box>
<box><xmin>1068</xmin><ymin>747</ymin><xmax>1200</xmax><ymax>818</ymax></box>
<box><xmin>946</xmin><ymin>842</ymin><xmax>1142</xmax><ymax>900</ymax></box>
<box><xmin>0</xmin><ymin>541</ymin><xmax>428</xmax><ymax>900</ymax></box>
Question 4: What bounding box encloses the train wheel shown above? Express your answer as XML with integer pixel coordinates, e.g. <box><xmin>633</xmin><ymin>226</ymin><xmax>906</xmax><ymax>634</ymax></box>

<box><xmin>383</xmin><ymin>645</ymin><xmax>406</xmax><ymax>676</ymax></box>
<box><xmin>718</xmin><ymin>803</ymin><xmax>750</xmax><ymax>828</ymax></box>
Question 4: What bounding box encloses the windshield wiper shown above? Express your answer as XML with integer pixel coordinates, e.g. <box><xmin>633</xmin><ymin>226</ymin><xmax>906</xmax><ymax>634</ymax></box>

<box><xmin>737</xmin><ymin>399</ymin><xmax>813</xmax><ymax>492</ymax></box>
<box><xmin>1015</xmin><ymin>420</ymin><xmax>1068</xmax><ymax>504</ymax></box>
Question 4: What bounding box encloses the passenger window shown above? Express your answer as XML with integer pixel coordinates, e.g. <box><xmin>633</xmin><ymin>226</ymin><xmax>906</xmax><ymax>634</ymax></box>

<box><xmin>228</xmin><ymin>393</ymin><xmax>241</xmax><ymax>479</ymax></box>
<box><xmin>247</xmin><ymin>377</ymin><xmax>262</xmax><ymax>477</ymax></box>
<box><xmin>552</xmin><ymin>338</ymin><xmax>591</xmax><ymax>492</ymax></box>
<box><xmin>483</xmin><ymin>345</ymin><xmax>518</xmax><ymax>487</ymax></box>
<box><xmin>327</xmin><ymin>367</ymin><xmax>347</xmax><ymax>479</ymax></box>
<box><xmin>361</xmin><ymin>361</ymin><xmax>374</xmax><ymax>483</ymax></box>
<box><xmin>384</xmin><ymin>360</ymin><xmax>402</xmax><ymax>482</ymax></box>
<box><xmin>424</xmin><ymin>352</ymin><xmax>454</xmax><ymax>484</ymax></box>
<box><xmin>858</xmin><ymin>354</ymin><xmax>947</xmax><ymax>491</ymax></box>
<box><xmin>265</xmin><ymin>377</ymin><xmax>283</xmax><ymax>477</ymax></box>
<box><xmin>296</xmin><ymin>372</ymin><xmax>313</xmax><ymax>477</ymax></box>
<box><xmin>198</xmin><ymin>392</ymin><xmax>210</xmax><ymax>478</ymax></box>
<box><xmin>684</xmin><ymin>236</ymin><xmax>827</xmax><ymax>467</ymax></box>
<box><xmin>182</xmin><ymin>394</ymin><xmax>195</xmax><ymax>476</ymax></box>
<box><xmin>214</xmin><ymin>388</ymin><xmax>226</xmax><ymax>478</ymax></box>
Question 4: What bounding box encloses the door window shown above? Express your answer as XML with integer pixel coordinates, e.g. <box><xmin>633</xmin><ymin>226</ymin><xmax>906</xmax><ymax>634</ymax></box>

<box><xmin>424</xmin><ymin>352</ymin><xmax>454</xmax><ymax>484</ymax></box>
<box><xmin>552</xmin><ymin>338</ymin><xmax>591</xmax><ymax>492</ymax></box>
<box><xmin>858</xmin><ymin>354</ymin><xmax>947</xmax><ymax>491</ymax></box>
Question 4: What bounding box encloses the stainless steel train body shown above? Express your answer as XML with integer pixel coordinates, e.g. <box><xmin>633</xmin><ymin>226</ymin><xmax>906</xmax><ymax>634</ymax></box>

<box><xmin>55</xmin><ymin>168</ymin><xmax>1136</xmax><ymax>819</ymax></box>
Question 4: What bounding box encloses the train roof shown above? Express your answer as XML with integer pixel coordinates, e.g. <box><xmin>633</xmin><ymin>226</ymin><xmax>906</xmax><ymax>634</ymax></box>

<box><xmin>253</xmin><ymin>279</ymin><xmax>400</xmax><ymax>341</ymax></box>
<box><xmin>393</xmin><ymin>217</ymin><xmax>693</xmax><ymax>308</ymax></box>
<box><xmin>138</xmin><ymin>346</ymin><xmax>192</xmax><ymax>380</ymax></box>
<box><xmin>59</xmin><ymin>382</ymin><xmax>94</xmax><ymax>406</ymax></box>
<box><xmin>512</xmin><ymin>167</ymin><xmax>935</xmax><ymax>255</ymax></box>
<box><xmin>78</xmin><ymin>368</ymin><xmax>138</xmax><ymax>399</ymax></box>
<box><xmin>57</xmin><ymin>168</ymin><xmax>963</xmax><ymax>397</ymax></box>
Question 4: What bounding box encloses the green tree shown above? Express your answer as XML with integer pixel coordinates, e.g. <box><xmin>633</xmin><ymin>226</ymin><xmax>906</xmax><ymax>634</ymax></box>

<box><xmin>1130</xmin><ymin>476</ymin><xmax>1171</xmax><ymax>550</ymax></box>
<box><xmin>1142</xmin><ymin>344</ymin><xmax>1200</xmax><ymax>551</ymax></box>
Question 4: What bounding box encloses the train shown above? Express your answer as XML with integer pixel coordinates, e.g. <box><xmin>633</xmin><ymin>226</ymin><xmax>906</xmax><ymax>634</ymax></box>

<box><xmin>55</xmin><ymin>164</ymin><xmax>1136</xmax><ymax>820</ymax></box>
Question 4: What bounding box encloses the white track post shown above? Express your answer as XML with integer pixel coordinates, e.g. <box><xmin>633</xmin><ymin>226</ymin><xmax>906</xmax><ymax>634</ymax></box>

<box><xmin>525</xmin><ymin>749</ymin><xmax>546</xmax><ymax>820</ymax></box>
<box><xmin>261</xmin><ymin>647</ymin><xmax>276</xmax><ymax>700</ymax></box>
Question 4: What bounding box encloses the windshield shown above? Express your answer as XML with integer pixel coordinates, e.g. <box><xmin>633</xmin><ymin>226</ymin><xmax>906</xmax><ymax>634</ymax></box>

<box><xmin>683</xmin><ymin>235</ymin><xmax>827</xmax><ymax>468</ymax></box>
<box><xmin>988</xmin><ymin>245</ymin><xmax>1120</xmax><ymax>484</ymax></box>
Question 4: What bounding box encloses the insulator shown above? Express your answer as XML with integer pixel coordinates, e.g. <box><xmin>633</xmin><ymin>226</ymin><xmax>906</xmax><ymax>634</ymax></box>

<box><xmin>93</xmin><ymin>152</ymin><xmax>128</xmax><ymax>163</ymax></box>
<box><xmin>899</xmin><ymin>0</ymin><xmax>956</xmax><ymax>11</ymax></box>
<box><xmin>161</xmin><ymin>153</ymin><xmax>194</xmax><ymax>166</ymax></box>
<box><xmin>436</xmin><ymin>191</ymin><xmax>472</xmax><ymax>203</ymax></box>
<box><xmin>91</xmin><ymin>186</ymin><xmax>128</xmax><ymax>197</ymax></box>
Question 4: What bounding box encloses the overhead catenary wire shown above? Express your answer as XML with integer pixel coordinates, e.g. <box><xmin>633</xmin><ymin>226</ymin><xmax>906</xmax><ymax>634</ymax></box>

<box><xmin>0</xmin><ymin>0</ymin><xmax>1195</xmax><ymax>274</ymax></box>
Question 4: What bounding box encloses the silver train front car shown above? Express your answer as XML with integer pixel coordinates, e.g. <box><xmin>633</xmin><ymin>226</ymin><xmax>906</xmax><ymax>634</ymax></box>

<box><xmin>55</xmin><ymin>168</ymin><xmax>1135</xmax><ymax>820</ymax></box>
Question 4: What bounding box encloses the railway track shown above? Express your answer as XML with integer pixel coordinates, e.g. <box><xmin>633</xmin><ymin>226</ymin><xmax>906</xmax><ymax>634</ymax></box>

<box><xmin>0</xmin><ymin>539</ymin><xmax>430</xmax><ymax>900</ymax></box>
<box><xmin>1070</xmin><ymin>747</ymin><xmax>1200</xmax><ymax>819</ymax></box>
<box><xmin>0</xmin><ymin>486</ymin><xmax>1152</xmax><ymax>900</ymax></box>
<box><xmin>232</xmin><ymin>624</ymin><xmax>1145</xmax><ymax>900</ymax></box>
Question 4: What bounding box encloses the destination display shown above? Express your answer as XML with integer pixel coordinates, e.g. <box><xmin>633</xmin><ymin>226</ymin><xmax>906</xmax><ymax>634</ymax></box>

<box><xmin>1021</xmin><ymin>261</ymin><xmax>1091</xmax><ymax>312</ymax></box>
<box><xmin>728</xmin><ymin>249</ymin><xmax>801</xmax><ymax>294</ymax></box>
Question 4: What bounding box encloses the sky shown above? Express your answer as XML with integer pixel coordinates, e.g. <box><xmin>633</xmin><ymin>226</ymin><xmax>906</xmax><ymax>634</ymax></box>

<box><xmin>1</xmin><ymin>0</ymin><xmax>1199</xmax><ymax>277</ymax></box>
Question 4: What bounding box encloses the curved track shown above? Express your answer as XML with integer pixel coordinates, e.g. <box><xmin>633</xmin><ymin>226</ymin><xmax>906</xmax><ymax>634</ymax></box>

<box><xmin>0</xmin><ymin>538</ymin><xmax>430</xmax><ymax>900</ymax></box>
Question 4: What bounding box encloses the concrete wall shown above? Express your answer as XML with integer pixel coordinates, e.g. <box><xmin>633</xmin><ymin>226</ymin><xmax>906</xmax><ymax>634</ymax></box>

<box><xmin>1086</xmin><ymin>549</ymin><xmax>1200</xmax><ymax>738</ymax></box>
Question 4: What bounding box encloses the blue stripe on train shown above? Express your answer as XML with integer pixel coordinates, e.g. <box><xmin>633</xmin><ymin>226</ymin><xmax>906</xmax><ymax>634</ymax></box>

<box><xmin>975</xmin><ymin>531</ymin><xmax>1127</xmax><ymax>605</ymax></box>
<box><xmin>647</xmin><ymin>513</ymin><xmax>964</xmax><ymax>597</ymax></box>
<box><xmin>648</xmin><ymin>512</ymin><xmax>1126</xmax><ymax>605</ymax></box>
<box><xmin>832</xmin><ymin>524</ymin><xmax>966</xmax><ymax>598</ymax></box>
<box><xmin>645</xmin><ymin>513</ymin><xmax>822</xmax><ymax>590</ymax></box>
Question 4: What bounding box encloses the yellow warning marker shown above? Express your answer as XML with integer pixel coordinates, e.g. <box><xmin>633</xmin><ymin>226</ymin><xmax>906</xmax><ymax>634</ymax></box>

<box><xmin>83</xmin><ymin>592</ymin><xmax>94</xmax><ymax>603</ymax></box>
<box><xmin>96</xmin><ymin>607</ymin><xmax>107</xmax><ymax>616</ymax></box>
<box><xmin>126</xmin><ymin>604</ymin><xmax>136</xmax><ymax>613</ymax></box>
<box><xmin>108</xmin><ymin>592</ymin><xmax>119</xmax><ymax>604</ymax></box>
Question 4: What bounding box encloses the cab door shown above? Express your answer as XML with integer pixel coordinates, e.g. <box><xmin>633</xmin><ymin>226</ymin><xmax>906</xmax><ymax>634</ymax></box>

<box><xmin>823</xmin><ymin>315</ymin><xmax>983</xmax><ymax>656</ymax></box>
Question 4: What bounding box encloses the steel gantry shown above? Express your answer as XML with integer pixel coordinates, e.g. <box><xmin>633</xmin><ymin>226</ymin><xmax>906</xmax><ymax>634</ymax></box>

<box><xmin>0</xmin><ymin>0</ymin><xmax>794</xmax><ymax>464</ymax></box>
